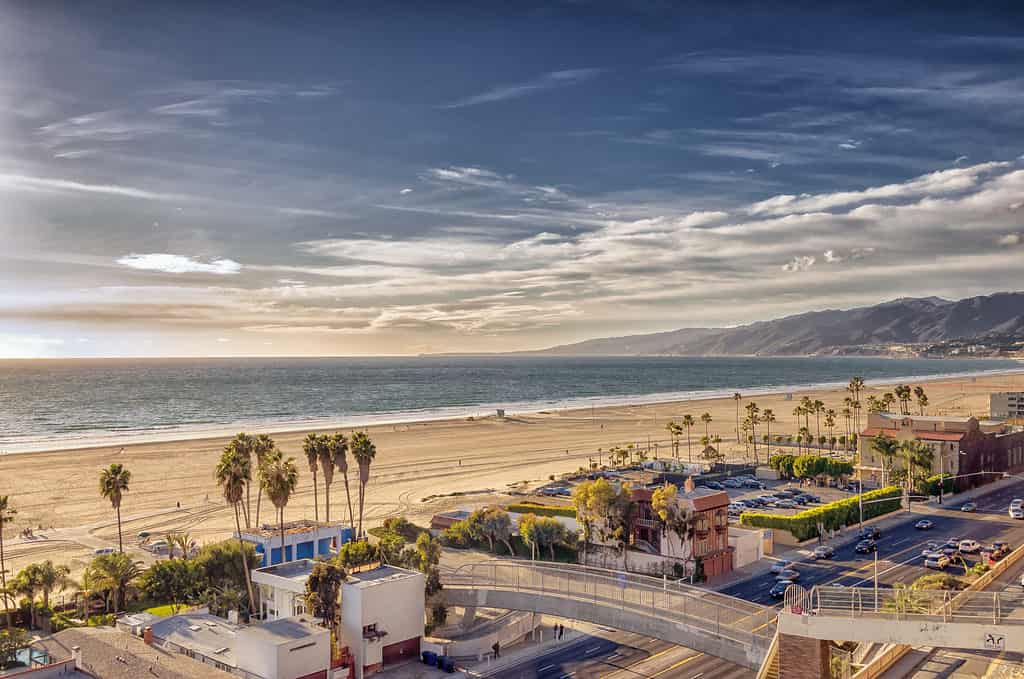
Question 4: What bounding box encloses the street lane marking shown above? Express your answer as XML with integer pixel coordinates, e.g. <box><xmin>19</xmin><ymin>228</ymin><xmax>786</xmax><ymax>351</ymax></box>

<box><xmin>539</xmin><ymin>664</ymin><xmax>555</xmax><ymax>671</ymax></box>
<box><xmin>586</xmin><ymin>646</ymin><xmax>602</xmax><ymax>654</ymax></box>
<box><xmin>646</xmin><ymin>652</ymin><xmax>705</xmax><ymax>679</ymax></box>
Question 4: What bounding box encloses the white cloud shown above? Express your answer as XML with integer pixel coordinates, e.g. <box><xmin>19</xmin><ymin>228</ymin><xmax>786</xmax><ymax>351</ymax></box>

<box><xmin>278</xmin><ymin>207</ymin><xmax>346</xmax><ymax>219</ymax></box>
<box><xmin>954</xmin><ymin>155</ymin><xmax>968</xmax><ymax>165</ymax></box>
<box><xmin>838</xmin><ymin>139</ymin><xmax>861</xmax><ymax>150</ymax></box>
<box><xmin>117</xmin><ymin>254</ymin><xmax>242</xmax><ymax>275</ymax></box>
<box><xmin>782</xmin><ymin>255</ymin><xmax>816</xmax><ymax>272</ymax></box>
<box><xmin>0</xmin><ymin>172</ymin><xmax>190</xmax><ymax>201</ymax></box>
<box><xmin>823</xmin><ymin>250</ymin><xmax>842</xmax><ymax>263</ymax></box>
<box><xmin>998</xmin><ymin>233</ymin><xmax>1021</xmax><ymax>246</ymax></box>
<box><xmin>399</xmin><ymin>188</ymin><xmax>414</xmax><ymax>194</ymax></box>
<box><xmin>440</xmin><ymin>68</ymin><xmax>603</xmax><ymax>108</ymax></box>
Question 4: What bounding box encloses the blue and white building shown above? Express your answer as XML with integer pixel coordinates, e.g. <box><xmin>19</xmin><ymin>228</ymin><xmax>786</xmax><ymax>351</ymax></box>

<box><xmin>238</xmin><ymin>520</ymin><xmax>353</xmax><ymax>567</ymax></box>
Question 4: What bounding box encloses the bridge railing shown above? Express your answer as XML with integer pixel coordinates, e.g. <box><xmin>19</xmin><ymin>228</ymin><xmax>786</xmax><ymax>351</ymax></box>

<box><xmin>444</xmin><ymin>560</ymin><xmax>775</xmax><ymax>648</ymax></box>
<box><xmin>810</xmin><ymin>585</ymin><xmax>1024</xmax><ymax>625</ymax></box>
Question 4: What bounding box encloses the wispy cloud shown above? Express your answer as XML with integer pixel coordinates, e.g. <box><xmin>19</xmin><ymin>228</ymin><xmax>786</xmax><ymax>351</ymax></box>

<box><xmin>277</xmin><ymin>207</ymin><xmax>347</xmax><ymax>219</ymax></box>
<box><xmin>0</xmin><ymin>172</ymin><xmax>191</xmax><ymax>201</ymax></box>
<box><xmin>440</xmin><ymin>68</ymin><xmax>603</xmax><ymax>109</ymax></box>
<box><xmin>117</xmin><ymin>254</ymin><xmax>242</xmax><ymax>275</ymax></box>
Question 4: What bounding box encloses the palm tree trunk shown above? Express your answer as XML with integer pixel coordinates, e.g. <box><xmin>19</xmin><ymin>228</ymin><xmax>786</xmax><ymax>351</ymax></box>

<box><xmin>324</xmin><ymin>482</ymin><xmax>331</xmax><ymax>524</ymax></box>
<box><xmin>357</xmin><ymin>481</ymin><xmax>366</xmax><ymax>539</ymax></box>
<box><xmin>235</xmin><ymin>503</ymin><xmax>257</xmax><ymax>617</ymax></box>
<box><xmin>255</xmin><ymin>487</ymin><xmax>262</xmax><ymax>528</ymax></box>
<box><xmin>116</xmin><ymin>504</ymin><xmax>123</xmax><ymax>553</ymax></box>
<box><xmin>244</xmin><ymin>483</ymin><xmax>252</xmax><ymax>529</ymax></box>
<box><xmin>0</xmin><ymin>522</ymin><xmax>9</xmax><ymax>628</ymax></box>
<box><xmin>343</xmin><ymin>476</ymin><xmax>355</xmax><ymax>535</ymax></box>
<box><xmin>312</xmin><ymin>469</ymin><xmax>319</xmax><ymax>523</ymax></box>
<box><xmin>280</xmin><ymin>508</ymin><xmax>287</xmax><ymax>564</ymax></box>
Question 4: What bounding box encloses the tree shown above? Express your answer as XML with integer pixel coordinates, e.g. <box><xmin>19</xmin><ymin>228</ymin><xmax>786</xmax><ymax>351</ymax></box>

<box><xmin>894</xmin><ymin>384</ymin><xmax>912</xmax><ymax>416</ymax></box>
<box><xmin>0</xmin><ymin>496</ymin><xmax>14</xmax><ymax>628</ymax></box>
<box><xmin>350</xmin><ymin>431</ymin><xmax>377</xmax><ymax>538</ymax></box>
<box><xmin>572</xmin><ymin>478</ymin><xmax>615</xmax><ymax>562</ymax></box>
<box><xmin>848</xmin><ymin>377</ymin><xmax>865</xmax><ymax>430</ymax></box>
<box><xmin>872</xmin><ymin>434</ymin><xmax>900</xmax><ymax>486</ymax></box>
<box><xmin>681</xmin><ymin>415</ymin><xmax>695</xmax><ymax>462</ymax></box>
<box><xmin>87</xmin><ymin>552</ymin><xmax>143</xmax><ymax>613</ymax></box>
<box><xmin>331</xmin><ymin>433</ymin><xmax>353</xmax><ymax>531</ymax></box>
<box><xmin>792</xmin><ymin>405</ymin><xmax>805</xmax><ymax>439</ymax></box>
<box><xmin>99</xmin><ymin>463</ymin><xmax>131</xmax><ymax>553</ymax></box>
<box><xmin>901</xmin><ymin>439</ymin><xmax>934</xmax><ymax>491</ymax></box>
<box><xmin>732</xmin><ymin>393</ymin><xmax>742</xmax><ymax>447</ymax></box>
<box><xmin>214</xmin><ymin>446</ymin><xmax>257</xmax><ymax>615</ymax></box>
<box><xmin>761</xmin><ymin>409</ymin><xmax>776</xmax><ymax>462</ymax></box>
<box><xmin>521</xmin><ymin>515</ymin><xmax>566</xmax><ymax>560</ymax></box>
<box><xmin>745</xmin><ymin>402</ymin><xmax>760</xmax><ymax>463</ymax></box>
<box><xmin>665</xmin><ymin>421</ymin><xmax>679</xmax><ymax>458</ymax></box>
<box><xmin>700</xmin><ymin>412</ymin><xmax>712</xmax><ymax>441</ymax></box>
<box><xmin>481</xmin><ymin>507</ymin><xmax>514</xmax><ymax>555</ymax></box>
<box><xmin>194</xmin><ymin>540</ymin><xmax>259</xmax><ymax>612</ymax></box>
<box><xmin>913</xmin><ymin>386</ymin><xmax>929</xmax><ymax>415</ymax></box>
<box><xmin>228</xmin><ymin>433</ymin><xmax>256</xmax><ymax>527</ymax></box>
<box><xmin>337</xmin><ymin>540</ymin><xmax>379</xmax><ymax>569</ymax></box>
<box><xmin>0</xmin><ymin>627</ymin><xmax>29</xmax><ymax>669</ymax></box>
<box><xmin>881</xmin><ymin>392</ymin><xmax>896</xmax><ymax>414</ymax></box>
<box><xmin>302</xmin><ymin>433</ymin><xmax>322</xmax><ymax>523</ymax></box>
<box><xmin>251</xmin><ymin>434</ymin><xmax>276</xmax><ymax>527</ymax></box>
<box><xmin>141</xmin><ymin>559</ymin><xmax>203</xmax><ymax>613</ymax></box>
<box><xmin>261</xmin><ymin>449</ymin><xmax>299</xmax><ymax>564</ymax></box>
<box><xmin>305</xmin><ymin>560</ymin><xmax>345</xmax><ymax>631</ymax></box>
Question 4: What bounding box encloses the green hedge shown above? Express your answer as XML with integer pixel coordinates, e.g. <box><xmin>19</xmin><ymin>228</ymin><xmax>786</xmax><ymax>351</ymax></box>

<box><xmin>917</xmin><ymin>474</ymin><xmax>954</xmax><ymax>498</ymax></box>
<box><xmin>739</xmin><ymin>486</ymin><xmax>902</xmax><ymax>541</ymax></box>
<box><xmin>506</xmin><ymin>503</ymin><xmax>576</xmax><ymax>518</ymax></box>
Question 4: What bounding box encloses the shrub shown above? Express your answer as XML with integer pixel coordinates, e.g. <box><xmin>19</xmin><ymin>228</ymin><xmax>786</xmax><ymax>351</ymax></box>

<box><xmin>740</xmin><ymin>486</ymin><xmax>902</xmax><ymax>541</ymax></box>
<box><xmin>911</xmin><ymin>573</ymin><xmax>964</xmax><ymax>591</ymax></box>
<box><xmin>506</xmin><ymin>503</ymin><xmax>576</xmax><ymax>518</ymax></box>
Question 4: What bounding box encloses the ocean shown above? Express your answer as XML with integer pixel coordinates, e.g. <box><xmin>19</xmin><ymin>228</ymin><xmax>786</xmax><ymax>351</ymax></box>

<box><xmin>0</xmin><ymin>355</ymin><xmax>1019</xmax><ymax>453</ymax></box>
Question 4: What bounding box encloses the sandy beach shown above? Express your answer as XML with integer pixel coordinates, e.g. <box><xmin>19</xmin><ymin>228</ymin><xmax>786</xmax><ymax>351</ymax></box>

<box><xmin>2</xmin><ymin>368</ymin><xmax>1023</xmax><ymax>579</ymax></box>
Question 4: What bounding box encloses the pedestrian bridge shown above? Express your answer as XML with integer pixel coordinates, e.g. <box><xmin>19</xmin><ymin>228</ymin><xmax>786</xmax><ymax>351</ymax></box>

<box><xmin>442</xmin><ymin>561</ymin><xmax>775</xmax><ymax>669</ymax></box>
<box><xmin>779</xmin><ymin>584</ymin><xmax>1024</xmax><ymax>653</ymax></box>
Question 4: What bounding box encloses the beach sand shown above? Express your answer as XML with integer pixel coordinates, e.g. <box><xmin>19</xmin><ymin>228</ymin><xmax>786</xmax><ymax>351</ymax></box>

<box><xmin>2</xmin><ymin>369</ymin><xmax>1023</xmax><ymax>578</ymax></box>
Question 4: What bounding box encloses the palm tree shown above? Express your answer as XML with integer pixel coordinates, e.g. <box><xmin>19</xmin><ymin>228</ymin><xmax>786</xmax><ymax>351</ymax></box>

<box><xmin>350</xmin><ymin>431</ymin><xmax>377</xmax><ymax>538</ymax></box>
<box><xmin>882</xmin><ymin>392</ymin><xmax>897</xmax><ymax>414</ymax></box>
<box><xmin>761</xmin><ymin>409</ymin><xmax>776</xmax><ymax>462</ymax></box>
<box><xmin>872</xmin><ymin>434</ymin><xmax>900</xmax><ymax>486</ymax></box>
<box><xmin>0</xmin><ymin>496</ymin><xmax>14</xmax><ymax>627</ymax></box>
<box><xmin>681</xmin><ymin>415</ymin><xmax>695</xmax><ymax>462</ymax></box>
<box><xmin>13</xmin><ymin>566</ymin><xmax>41</xmax><ymax>628</ymax></box>
<box><xmin>32</xmin><ymin>560</ymin><xmax>73</xmax><ymax>609</ymax></box>
<box><xmin>700</xmin><ymin>412</ymin><xmax>712</xmax><ymax>441</ymax></box>
<box><xmin>732</xmin><ymin>393</ymin><xmax>742</xmax><ymax>446</ymax></box>
<box><xmin>88</xmin><ymin>553</ymin><xmax>142</xmax><ymax>613</ymax></box>
<box><xmin>215</xmin><ymin>446</ymin><xmax>257</xmax><ymax>614</ymax></box>
<box><xmin>824</xmin><ymin>409</ymin><xmax>837</xmax><ymax>449</ymax></box>
<box><xmin>302</xmin><ymin>433</ymin><xmax>321</xmax><ymax>522</ymax></box>
<box><xmin>261</xmin><ymin>450</ymin><xmax>299</xmax><ymax>564</ymax></box>
<box><xmin>99</xmin><ymin>463</ymin><xmax>131</xmax><ymax>553</ymax></box>
<box><xmin>252</xmin><ymin>434</ymin><xmax>276</xmax><ymax>527</ymax></box>
<box><xmin>913</xmin><ymin>386</ymin><xmax>929</xmax><ymax>415</ymax></box>
<box><xmin>228</xmin><ymin>433</ymin><xmax>256</xmax><ymax>527</ymax></box>
<box><xmin>745</xmin><ymin>402</ymin><xmax>760</xmax><ymax>463</ymax></box>
<box><xmin>812</xmin><ymin>400</ymin><xmax>825</xmax><ymax>440</ymax></box>
<box><xmin>664</xmin><ymin>421</ymin><xmax>678</xmax><ymax>459</ymax></box>
<box><xmin>330</xmin><ymin>433</ymin><xmax>354</xmax><ymax>532</ymax></box>
<box><xmin>848</xmin><ymin>377</ymin><xmax>865</xmax><ymax>429</ymax></box>
<box><xmin>797</xmin><ymin>427</ymin><xmax>810</xmax><ymax>454</ymax></box>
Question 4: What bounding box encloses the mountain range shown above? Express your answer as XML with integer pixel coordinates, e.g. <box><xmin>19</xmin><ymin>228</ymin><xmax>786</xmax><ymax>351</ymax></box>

<box><xmin>538</xmin><ymin>292</ymin><xmax>1024</xmax><ymax>356</ymax></box>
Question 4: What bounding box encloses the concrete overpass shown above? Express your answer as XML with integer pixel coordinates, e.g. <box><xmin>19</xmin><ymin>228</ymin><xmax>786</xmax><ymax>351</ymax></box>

<box><xmin>441</xmin><ymin>561</ymin><xmax>776</xmax><ymax>670</ymax></box>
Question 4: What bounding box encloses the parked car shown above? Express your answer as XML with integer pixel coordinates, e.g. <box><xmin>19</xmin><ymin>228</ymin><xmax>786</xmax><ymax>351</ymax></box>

<box><xmin>1011</xmin><ymin>498</ymin><xmax>1023</xmax><ymax>509</ymax></box>
<box><xmin>775</xmin><ymin>569</ymin><xmax>800</xmax><ymax>581</ymax></box>
<box><xmin>743</xmin><ymin>479</ymin><xmax>766</xmax><ymax>489</ymax></box>
<box><xmin>538</xmin><ymin>486</ymin><xmax>566</xmax><ymax>496</ymax></box>
<box><xmin>792</xmin><ymin>495</ymin><xmax>809</xmax><ymax>505</ymax></box>
<box><xmin>92</xmin><ymin>547</ymin><xmax>115</xmax><ymax>556</ymax></box>
<box><xmin>802</xmin><ymin>494</ymin><xmax>821</xmax><ymax>503</ymax></box>
<box><xmin>855</xmin><ymin>539</ymin><xmax>877</xmax><ymax>554</ymax></box>
<box><xmin>812</xmin><ymin>545</ymin><xmax>835</xmax><ymax>560</ymax></box>
<box><xmin>990</xmin><ymin>542</ymin><xmax>1011</xmax><ymax>558</ymax></box>
<box><xmin>958</xmin><ymin>539</ymin><xmax>981</xmax><ymax>553</ymax></box>
<box><xmin>770</xmin><ymin>580</ymin><xmax>794</xmax><ymax>598</ymax></box>
<box><xmin>775</xmin><ymin>500</ymin><xmax>798</xmax><ymax>509</ymax></box>
<box><xmin>555</xmin><ymin>487</ymin><xmax>572</xmax><ymax>497</ymax></box>
<box><xmin>770</xmin><ymin>560</ymin><xmax>793</xmax><ymax>574</ymax></box>
<box><xmin>925</xmin><ymin>555</ymin><xmax>951</xmax><ymax>570</ymax></box>
<box><xmin>941</xmin><ymin>538</ymin><xmax>961</xmax><ymax>556</ymax></box>
<box><xmin>914</xmin><ymin>519</ymin><xmax>934</xmax><ymax>530</ymax></box>
<box><xmin>758</xmin><ymin>495</ymin><xmax>779</xmax><ymax>506</ymax></box>
<box><xmin>1009</xmin><ymin>507</ymin><xmax>1024</xmax><ymax>520</ymax></box>
<box><xmin>704</xmin><ymin>481</ymin><xmax>725</xmax><ymax>490</ymax></box>
<box><xmin>857</xmin><ymin>526</ymin><xmax>881</xmax><ymax>540</ymax></box>
<box><xmin>723</xmin><ymin>479</ymin><xmax>743</xmax><ymax>489</ymax></box>
<box><xmin>960</xmin><ymin>502</ymin><xmax>977</xmax><ymax>512</ymax></box>
<box><xmin>137</xmin><ymin>531</ymin><xmax>151</xmax><ymax>540</ymax></box>
<box><xmin>921</xmin><ymin>542</ymin><xmax>941</xmax><ymax>557</ymax></box>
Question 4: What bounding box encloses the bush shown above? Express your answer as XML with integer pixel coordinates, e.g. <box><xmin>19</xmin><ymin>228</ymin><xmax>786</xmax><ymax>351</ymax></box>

<box><xmin>916</xmin><ymin>473</ymin><xmax>955</xmax><ymax>498</ymax></box>
<box><xmin>506</xmin><ymin>503</ymin><xmax>576</xmax><ymax>518</ymax></box>
<box><xmin>911</xmin><ymin>573</ymin><xmax>964</xmax><ymax>590</ymax></box>
<box><xmin>369</xmin><ymin>517</ymin><xmax>427</xmax><ymax>543</ymax></box>
<box><xmin>740</xmin><ymin>486</ymin><xmax>901</xmax><ymax>541</ymax></box>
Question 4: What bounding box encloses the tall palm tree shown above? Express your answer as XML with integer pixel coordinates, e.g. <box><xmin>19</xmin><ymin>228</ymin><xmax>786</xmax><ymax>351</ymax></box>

<box><xmin>812</xmin><ymin>400</ymin><xmax>825</xmax><ymax>440</ymax></box>
<box><xmin>681</xmin><ymin>415</ymin><xmax>695</xmax><ymax>462</ymax></box>
<box><xmin>913</xmin><ymin>386</ymin><xmax>929</xmax><ymax>415</ymax></box>
<box><xmin>732</xmin><ymin>393</ymin><xmax>742</xmax><ymax>447</ymax></box>
<box><xmin>99</xmin><ymin>463</ymin><xmax>131</xmax><ymax>553</ymax></box>
<box><xmin>228</xmin><ymin>433</ymin><xmax>256</xmax><ymax>527</ymax></box>
<box><xmin>261</xmin><ymin>450</ymin><xmax>299</xmax><ymax>564</ymax></box>
<box><xmin>0</xmin><ymin>496</ymin><xmax>14</xmax><ymax>627</ymax></box>
<box><xmin>215</xmin><ymin>447</ymin><xmax>257</xmax><ymax>614</ymax></box>
<box><xmin>872</xmin><ymin>434</ymin><xmax>900</xmax><ymax>486</ymax></box>
<box><xmin>824</xmin><ymin>409</ymin><xmax>837</xmax><ymax>449</ymax></box>
<box><xmin>848</xmin><ymin>377</ymin><xmax>865</xmax><ymax>430</ymax></box>
<box><xmin>252</xmin><ymin>434</ymin><xmax>276</xmax><ymax>527</ymax></box>
<box><xmin>761</xmin><ymin>409</ymin><xmax>776</xmax><ymax>462</ymax></box>
<box><xmin>350</xmin><ymin>431</ymin><xmax>377</xmax><ymax>539</ymax></box>
<box><xmin>700</xmin><ymin>412</ymin><xmax>712</xmax><ymax>441</ymax></box>
<box><xmin>302</xmin><ymin>433</ymin><xmax>322</xmax><ymax>522</ymax></box>
<box><xmin>745</xmin><ymin>402</ymin><xmax>760</xmax><ymax>463</ymax></box>
<box><xmin>13</xmin><ymin>566</ymin><xmax>41</xmax><ymax>628</ymax></box>
<box><xmin>664</xmin><ymin>421</ymin><xmax>677</xmax><ymax>458</ymax></box>
<box><xmin>330</xmin><ymin>433</ymin><xmax>354</xmax><ymax>532</ymax></box>
<box><xmin>32</xmin><ymin>560</ymin><xmax>73</xmax><ymax>609</ymax></box>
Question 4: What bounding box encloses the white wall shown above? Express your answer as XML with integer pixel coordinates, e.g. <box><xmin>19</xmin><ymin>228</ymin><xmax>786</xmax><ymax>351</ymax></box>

<box><xmin>234</xmin><ymin>620</ymin><xmax>330</xmax><ymax>679</ymax></box>
<box><xmin>341</xmin><ymin>571</ymin><xmax>425</xmax><ymax>671</ymax></box>
<box><xmin>728</xmin><ymin>526</ymin><xmax>764</xmax><ymax>568</ymax></box>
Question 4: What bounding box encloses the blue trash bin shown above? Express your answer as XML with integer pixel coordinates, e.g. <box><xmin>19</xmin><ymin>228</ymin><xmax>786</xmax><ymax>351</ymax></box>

<box><xmin>435</xmin><ymin>655</ymin><xmax>446</xmax><ymax>668</ymax></box>
<box><xmin>442</xmin><ymin>657</ymin><xmax>456</xmax><ymax>673</ymax></box>
<box><xmin>422</xmin><ymin>651</ymin><xmax>437</xmax><ymax>665</ymax></box>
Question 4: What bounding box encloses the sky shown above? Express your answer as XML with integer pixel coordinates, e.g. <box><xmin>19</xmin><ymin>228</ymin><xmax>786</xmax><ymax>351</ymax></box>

<box><xmin>2</xmin><ymin>2</ymin><xmax>1024</xmax><ymax>358</ymax></box>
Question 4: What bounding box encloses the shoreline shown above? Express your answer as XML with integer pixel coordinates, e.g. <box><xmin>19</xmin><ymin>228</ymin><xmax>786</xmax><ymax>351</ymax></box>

<box><xmin>3</xmin><ymin>363</ymin><xmax>1022</xmax><ymax>456</ymax></box>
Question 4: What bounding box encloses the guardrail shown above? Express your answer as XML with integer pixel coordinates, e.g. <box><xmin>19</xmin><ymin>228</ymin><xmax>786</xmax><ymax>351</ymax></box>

<box><xmin>444</xmin><ymin>560</ymin><xmax>775</xmax><ymax>649</ymax></box>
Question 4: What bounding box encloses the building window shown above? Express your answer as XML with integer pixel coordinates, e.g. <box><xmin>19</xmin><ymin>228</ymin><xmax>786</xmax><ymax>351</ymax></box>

<box><xmin>363</xmin><ymin>623</ymin><xmax>378</xmax><ymax>636</ymax></box>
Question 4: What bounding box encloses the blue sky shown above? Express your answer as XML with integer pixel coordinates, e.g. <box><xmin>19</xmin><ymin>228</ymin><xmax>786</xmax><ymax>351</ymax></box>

<box><xmin>2</xmin><ymin>2</ymin><xmax>1024</xmax><ymax>357</ymax></box>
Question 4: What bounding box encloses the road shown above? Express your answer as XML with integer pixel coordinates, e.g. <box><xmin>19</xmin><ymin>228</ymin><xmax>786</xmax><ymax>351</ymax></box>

<box><xmin>484</xmin><ymin>629</ymin><xmax>754</xmax><ymax>679</ymax></box>
<box><xmin>721</xmin><ymin>478</ymin><xmax>1024</xmax><ymax>606</ymax></box>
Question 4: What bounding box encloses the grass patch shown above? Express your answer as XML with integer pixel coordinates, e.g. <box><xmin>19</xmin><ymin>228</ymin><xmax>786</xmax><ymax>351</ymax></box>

<box><xmin>507</xmin><ymin>503</ymin><xmax>576</xmax><ymax>518</ymax></box>
<box><xmin>145</xmin><ymin>604</ymin><xmax>185</xmax><ymax>617</ymax></box>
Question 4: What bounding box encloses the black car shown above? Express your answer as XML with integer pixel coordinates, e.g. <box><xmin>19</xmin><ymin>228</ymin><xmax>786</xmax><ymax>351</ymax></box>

<box><xmin>792</xmin><ymin>495</ymin><xmax>809</xmax><ymax>505</ymax></box>
<box><xmin>769</xmin><ymin>580</ymin><xmax>793</xmax><ymax>598</ymax></box>
<box><xmin>802</xmin><ymin>495</ymin><xmax>821</xmax><ymax>503</ymax></box>
<box><xmin>857</xmin><ymin>526</ymin><xmax>881</xmax><ymax>540</ymax></box>
<box><xmin>855</xmin><ymin>539</ymin><xmax>877</xmax><ymax>553</ymax></box>
<box><xmin>704</xmin><ymin>481</ymin><xmax>725</xmax><ymax>490</ymax></box>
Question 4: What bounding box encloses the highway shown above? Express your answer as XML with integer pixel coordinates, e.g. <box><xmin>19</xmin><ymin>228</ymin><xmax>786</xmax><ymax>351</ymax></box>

<box><xmin>721</xmin><ymin>478</ymin><xmax>1024</xmax><ymax>605</ymax></box>
<box><xmin>484</xmin><ymin>629</ymin><xmax>754</xmax><ymax>679</ymax></box>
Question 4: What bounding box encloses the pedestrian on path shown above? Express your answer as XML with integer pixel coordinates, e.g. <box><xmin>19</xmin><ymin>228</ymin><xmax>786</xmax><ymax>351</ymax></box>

<box><xmin>492</xmin><ymin>641</ymin><xmax>500</xmax><ymax>659</ymax></box>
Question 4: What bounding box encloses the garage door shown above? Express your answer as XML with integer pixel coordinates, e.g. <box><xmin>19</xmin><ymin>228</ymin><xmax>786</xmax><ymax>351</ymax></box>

<box><xmin>382</xmin><ymin>636</ymin><xmax>420</xmax><ymax>665</ymax></box>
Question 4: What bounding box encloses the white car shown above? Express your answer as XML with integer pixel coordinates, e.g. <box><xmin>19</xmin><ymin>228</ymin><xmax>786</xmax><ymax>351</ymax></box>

<box><xmin>925</xmin><ymin>555</ymin><xmax>950</xmax><ymax>570</ymax></box>
<box><xmin>1009</xmin><ymin>507</ymin><xmax>1024</xmax><ymax>520</ymax></box>
<box><xmin>92</xmin><ymin>547</ymin><xmax>115</xmax><ymax>556</ymax></box>
<box><xmin>958</xmin><ymin>539</ymin><xmax>981</xmax><ymax>554</ymax></box>
<box><xmin>1011</xmin><ymin>499</ymin><xmax>1023</xmax><ymax>509</ymax></box>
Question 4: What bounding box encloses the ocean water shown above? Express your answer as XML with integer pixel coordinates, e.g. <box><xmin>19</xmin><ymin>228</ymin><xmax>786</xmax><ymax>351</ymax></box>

<box><xmin>0</xmin><ymin>356</ymin><xmax>1019</xmax><ymax>453</ymax></box>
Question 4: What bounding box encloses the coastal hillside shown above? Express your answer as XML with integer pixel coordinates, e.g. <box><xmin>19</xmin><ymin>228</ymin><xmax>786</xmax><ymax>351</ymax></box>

<box><xmin>539</xmin><ymin>292</ymin><xmax>1024</xmax><ymax>356</ymax></box>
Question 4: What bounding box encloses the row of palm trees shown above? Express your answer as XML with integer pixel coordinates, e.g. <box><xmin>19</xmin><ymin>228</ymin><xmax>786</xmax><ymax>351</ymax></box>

<box><xmin>870</xmin><ymin>433</ymin><xmax>935</xmax><ymax>489</ymax></box>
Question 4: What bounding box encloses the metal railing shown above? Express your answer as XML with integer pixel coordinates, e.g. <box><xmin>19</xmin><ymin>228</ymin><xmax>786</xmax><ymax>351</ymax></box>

<box><xmin>811</xmin><ymin>585</ymin><xmax>1024</xmax><ymax>624</ymax></box>
<box><xmin>444</xmin><ymin>560</ymin><xmax>775</xmax><ymax>649</ymax></box>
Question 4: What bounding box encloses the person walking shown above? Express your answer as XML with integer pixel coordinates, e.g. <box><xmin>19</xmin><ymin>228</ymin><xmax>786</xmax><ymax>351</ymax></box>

<box><xmin>492</xmin><ymin>641</ymin><xmax>500</xmax><ymax>658</ymax></box>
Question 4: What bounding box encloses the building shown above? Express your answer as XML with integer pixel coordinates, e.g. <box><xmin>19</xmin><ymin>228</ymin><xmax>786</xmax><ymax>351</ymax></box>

<box><xmin>991</xmin><ymin>392</ymin><xmax>1024</xmax><ymax>420</ymax></box>
<box><xmin>252</xmin><ymin>559</ymin><xmax>317</xmax><ymax>621</ymax></box>
<box><xmin>239</xmin><ymin>520</ymin><xmax>353</xmax><ymax>567</ymax></box>
<box><xmin>340</xmin><ymin>565</ymin><xmax>425</xmax><ymax>677</ymax></box>
<box><xmin>857</xmin><ymin>412</ymin><xmax>1024</xmax><ymax>490</ymax></box>
<box><xmin>148</xmin><ymin>610</ymin><xmax>331</xmax><ymax>679</ymax></box>
<box><xmin>32</xmin><ymin>626</ymin><xmax>237</xmax><ymax>679</ymax></box>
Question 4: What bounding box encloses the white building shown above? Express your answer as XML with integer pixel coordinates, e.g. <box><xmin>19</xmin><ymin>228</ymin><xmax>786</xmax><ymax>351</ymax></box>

<box><xmin>148</xmin><ymin>610</ymin><xmax>331</xmax><ymax>679</ymax></box>
<box><xmin>239</xmin><ymin>520</ymin><xmax>353</xmax><ymax>567</ymax></box>
<box><xmin>991</xmin><ymin>392</ymin><xmax>1024</xmax><ymax>420</ymax></box>
<box><xmin>340</xmin><ymin>565</ymin><xmax>425</xmax><ymax>677</ymax></box>
<box><xmin>252</xmin><ymin>559</ymin><xmax>316</xmax><ymax>621</ymax></box>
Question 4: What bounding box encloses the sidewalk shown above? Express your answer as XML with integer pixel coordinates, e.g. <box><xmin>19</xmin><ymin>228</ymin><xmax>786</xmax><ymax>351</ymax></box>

<box><xmin>710</xmin><ymin>473</ymin><xmax>1024</xmax><ymax>592</ymax></box>
<box><xmin>455</xmin><ymin>620</ymin><xmax>602</xmax><ymax>678</ymax></box>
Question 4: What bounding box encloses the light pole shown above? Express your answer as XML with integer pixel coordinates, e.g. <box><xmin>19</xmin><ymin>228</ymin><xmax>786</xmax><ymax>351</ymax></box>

<box><xmin>873</xmin><ymin>550</ymin><xmax>879</xmax><ymax>611</ymax></box>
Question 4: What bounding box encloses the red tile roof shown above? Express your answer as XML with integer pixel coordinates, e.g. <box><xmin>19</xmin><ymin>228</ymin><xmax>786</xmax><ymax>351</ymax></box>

<box><xmin>861</xmin><ymin>427</ymin><xmax>965</xmax><ymax>442</ymax></box>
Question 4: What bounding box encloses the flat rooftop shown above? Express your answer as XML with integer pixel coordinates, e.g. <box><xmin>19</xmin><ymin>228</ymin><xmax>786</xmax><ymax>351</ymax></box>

<box><xmin>149</xmin><ymin>613</ymin><xmax>240</xmax><ymax>668</ymax></box>
<box><xmin>240</xmin><ymin>616</ymin><xmax>324</xmax><ymax>646</ymax></box>
<box><xmin>241</xmin><ymin>519</ymin><xmax>346</xmax><ymax>540</ymax></box>
<box><xmin>345</xmin><ymin>564</ymin><xmax>421</xmax><ymax>588</ymax></box>
<box><xmin>255</xmin><ymin>558</ymin><xmax>315</xmax><ymax>581</ymax></box>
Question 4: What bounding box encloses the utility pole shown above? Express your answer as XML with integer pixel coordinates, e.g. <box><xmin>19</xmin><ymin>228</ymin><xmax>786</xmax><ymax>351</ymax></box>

<box><xmin>873</xmin><ymin>550</ymin><xmax>879</xmax><ymax>611</ymax></box>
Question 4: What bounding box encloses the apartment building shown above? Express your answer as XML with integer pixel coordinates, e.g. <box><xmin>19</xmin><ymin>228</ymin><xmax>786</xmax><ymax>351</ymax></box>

<box><xmin>991</xmin><ymin>392</ymin><xmax>1024</xmax><ymax>419</ymax></box>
